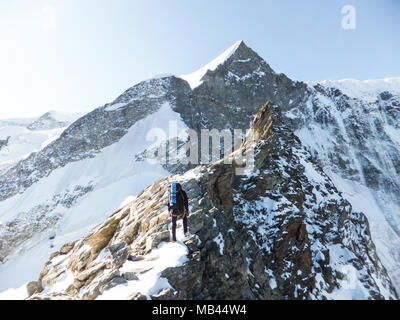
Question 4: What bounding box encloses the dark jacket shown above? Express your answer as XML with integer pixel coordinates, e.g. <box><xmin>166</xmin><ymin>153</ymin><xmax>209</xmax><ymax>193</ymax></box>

<box><xmin>168</xmin><ymin>190</ymin><xmax>189</xmax><ymax>214</ymax></box>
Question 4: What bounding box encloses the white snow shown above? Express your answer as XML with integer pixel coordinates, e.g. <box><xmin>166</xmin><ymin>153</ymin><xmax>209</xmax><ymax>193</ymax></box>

<box><xmin>180</xmin><ymin>41</ymin><xmax>243</xmax><ymax>89</ymax></box>
<box><xmin>97</xmin><ymin>241</ymin><xmax>188</xmax><ymax>300</ymax></box>
<box><xmin>77</xmin><ymin>244</ymin><xmax>92</xmax><ymax>256</ymax></box>
<box><xmin>45</xmin><ymin>270</ymin><xmax>75</xmax><ymax>294</ymax></box>
<box><xmin>0</xmin><ymin>101</ymin><xmax>189</xmax><ymax>294</ymax></box>
<box><xmin>299</xmin><ymin>157</ymin><xmax>326</xmax><ymax>185</ymax></box>
<box><xmin>214</xmin><ymin>232</ymin><xmax>225</xmax><ymax>255</ymax></box>
<box><xmin>0</xmin><ymin>117</ymin><xmax>37</xmax><ymax>127</ymax></box>
<box><xmin>181</xmin><ymin>168</ymin><xmax>202</xmax><ymax>181</ymax></box>
<box><xmin>269</xmin><ymin>278</ymin><xmax>277</xmax><ymax>289</ymax></box>
<box><xmin>105</xmin><ymin>102</ymin><xmax>126</xmax><ymax>112</ymax></box>
<box><xmin>322</xmin><ymin>244</ymin><xmax>371</xmax><ymax>300</ymax></box>
<box><xmin>118</xmin><ymin>196</ymin><xmax>136</xmax><ymax>210</ymax></box>
<box><xmin>384</xmin><ymin>124</ymin><xmax>400</xmax><ymax>146</ymax></box>
<box><xmin>0</xmin><ymin>121</ymin><xmax>76</xmax><ymax>173</ymax></box>
<box><xmin>316</xmin><ymin>77</ymin><xmax>400</xmax><ymax>102</ymax></box>
<box><xmin>0</xmin><ymin>283</ymin><xmax>28</xmax><ymax>300</ymax></box>
<box><xmin>328</xmin><ymin>173</ymin><xmax>400</xmax><ymax>291</ymax></box>
<box><xmin>43</xmin><ymin>110</ymin><xmax>81</xmax><ymax>124</ymax></box>
<box><xmin>293</xmin><ymin>90</ymin><xmax>400</xmax><ymax>294</ymax></box>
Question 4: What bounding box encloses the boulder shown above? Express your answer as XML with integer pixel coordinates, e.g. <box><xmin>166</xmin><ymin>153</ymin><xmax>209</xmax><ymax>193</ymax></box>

<box><xmin>161</xmin><ymin>261</ymin><xmax>205</xmax><ymax>298</ymax></box>
<box><xmin>26</xmin><ymin>281</ymin><xmax>42</xmax><ymax>297</ymax></box>
<box><xmin>103</xmin><ymin>276</ymin><xmax>128</xmax><ymax>291</ymax></box>
<box><xmin>107</xmin><ymin>242</ymin><xmax>128</xmax><ymax>269</ymax></box>
<box><xmin>30</xmin><ymin>293</ymin><xmax>76</xmax><ymax>300</ymax></box>
<box><xmin>187</xmin><ymin>209</ymin><xmax>205</xmax><ymax>234</ymax></box>
<box><xmin>60</xmin><ymin>242</ymin><xmax>75</xmax><ymax>255</ymax></box>
<box><xmin>145</xmin><ymin>231</ymin><xmax>170</xmax><ymax>251</ymax></box>
<box><xmin>122</xmin><ymin>271</ymin><xmax>138</xmax><ymax>281</ymax></box>
<box><xmin>128</xmin><ymin>254</ymin><xmax>145</xmax><ymax>262</ymax></box>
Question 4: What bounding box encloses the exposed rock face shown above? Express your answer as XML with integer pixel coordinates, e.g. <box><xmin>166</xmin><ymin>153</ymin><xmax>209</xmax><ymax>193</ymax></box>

<box><xmin>1</xmin><ymin>41</ymin><xmax>399</xmax><ymax>295</ymax></box>
<box><xmin>287</xmin><ymin>83</ymin><xmax>400</xmax><ymax>290</ymax></box>
<box><xmin>0</xmin><ymin>185</ymin><xmax>93</xmax><ymax>263</ymax></box>
<box><xmin>0</xmin><ymin>43</ymin><xmax>304</xmax><ymax>202</ymax></box>
<box><xmin>30</xmin><ymin>102</ymin><xmax>398</xmax><ymax>300</ymax></box>
<box><xmin>177</xmin><ymin>41</ymin><xmax>309</xmax><ymax>133</ymax></box>
<box><xmin>0</xmin><ymin>76</ymin><xmax>191</xmax><ymax>267</ymax></box>
<box><xmin>0</xmin><ymin>77</ymin><xmax>188</xmax><ymax>202</ymax></box>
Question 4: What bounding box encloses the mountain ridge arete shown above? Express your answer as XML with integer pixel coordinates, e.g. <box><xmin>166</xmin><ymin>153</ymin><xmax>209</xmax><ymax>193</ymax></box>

<box><xmin>0</xmin><ymin>41</ymin><xmax>399</xmax><ymax>298</ymax></box>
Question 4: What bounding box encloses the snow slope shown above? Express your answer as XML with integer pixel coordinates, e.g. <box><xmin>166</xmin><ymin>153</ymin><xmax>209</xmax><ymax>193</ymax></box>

<box><xmin>294</xmin><ymin>84</ymin><xmax>400</xmax><ymax>293</ymax></box>
<box><xmin>0</xmin><ymin>112</ymin><xmax>80</xmax><ymax>173</ymax></box>
<box><xmin>180</xmin><ymin>40</ymin><xmax>243</xmax><ymax>89</ymax></box>
<box><xmin>318</xmin><ymin>77</ymin><xmax>400</xmax><ymax>102</ymax></box>
<box><xmin>0</xmin><ymin>102</ymin><xmax>188</xmax><ymax>292</ymax></box>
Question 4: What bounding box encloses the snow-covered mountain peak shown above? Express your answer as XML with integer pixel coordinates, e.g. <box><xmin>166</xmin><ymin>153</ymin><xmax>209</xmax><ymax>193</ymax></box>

<box><xmin>104</xmin><ymin>75</ymin><xmax>178</xmax><ymax>112</ymax></box>
<box><xmin>180</xmin><ymin>40</ymin><xmax>255</xmax><ymax>89</ymax></box>
<box><xmin>0</xmin><ymin>41</ymin><xmax>399</xmax><ymax>300</ymax></box>
<box><xmin>28</xmin><ymin>111</ymin><xmax>81</xmax><ymax>131</ymax></box>
<box><xmin>18</xmin><ymin>101</ymin><xmax>397</xmax><ymax>300</ymax></box>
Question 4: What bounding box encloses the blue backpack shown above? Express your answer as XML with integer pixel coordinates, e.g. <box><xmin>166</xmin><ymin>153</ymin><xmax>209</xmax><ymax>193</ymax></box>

<box><xmin>169</xmin><ymin>183</ymin><xmax>184</xmax><ymax>216</ymax></box>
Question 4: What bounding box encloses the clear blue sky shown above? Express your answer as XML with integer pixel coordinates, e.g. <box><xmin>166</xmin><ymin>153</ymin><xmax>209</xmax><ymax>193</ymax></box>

<box><xmin>0</xmin><ymin>0</ymin><xmax>399</xmax><ymax>118</ymax></box>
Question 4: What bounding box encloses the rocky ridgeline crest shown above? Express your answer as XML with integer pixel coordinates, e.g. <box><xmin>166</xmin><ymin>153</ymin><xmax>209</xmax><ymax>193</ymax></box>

<box><xmin>27</xmin><ymin>102</ymin><xmax>398</xmax><ymax>300</ymax></box>
<box><xmin>1</xmin><ymin>41</ymin><xmax>399</xmax><ymax>296</ymax></box>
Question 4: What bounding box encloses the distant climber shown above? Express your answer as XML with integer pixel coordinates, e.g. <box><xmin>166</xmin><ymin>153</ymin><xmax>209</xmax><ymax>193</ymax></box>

<box><xmin>168</xmin><ymin>182</ymin><xmax>189</xmax><ymax>242</ymax></box>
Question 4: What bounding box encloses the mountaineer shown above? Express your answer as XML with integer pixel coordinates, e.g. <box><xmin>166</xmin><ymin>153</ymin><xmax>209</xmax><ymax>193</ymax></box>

<box><xmin>168</xmin><ymin>182</ymin><xmax>189</xmax><ymax>242</ymax></box>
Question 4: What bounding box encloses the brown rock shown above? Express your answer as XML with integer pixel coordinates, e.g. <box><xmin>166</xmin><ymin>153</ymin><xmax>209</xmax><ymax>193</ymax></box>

<box><xmin>151</xmin><ymin>288</ymin><xmax>178</xmax><ymax>300</ymax></box>
<box><xmin>127</xmin><ymin>292</ymin><xmax>147</xmax><ymax>300</ymax></box>
<box><xmin>26</xmin><ymin>281</ymin><xmax>42</xmax><ymax>297</ymax></box>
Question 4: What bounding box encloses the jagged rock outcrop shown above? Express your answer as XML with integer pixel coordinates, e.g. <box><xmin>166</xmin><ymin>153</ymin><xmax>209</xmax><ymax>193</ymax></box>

<box><xmin>1</xmin><ymin>40</ymin><xmax>399</xmax><ymax>296</ymax></box>
<box><xmin>0</xmin><ymin>77</ymin><xmax>188</xmax><ymax>202</ymax></box>
<box><xmin>0</xmin><ymin>41</ymin><xmax>307</xmax><ymax>269</ymax></box>
<box><xmin>29</xmin><ymin>102</ymin><xmax>398</xmax><ymax>300</ymax></box>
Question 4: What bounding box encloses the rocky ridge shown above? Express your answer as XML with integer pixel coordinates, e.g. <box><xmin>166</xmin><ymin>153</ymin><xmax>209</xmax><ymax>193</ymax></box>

<box><xmin>28</xmin><ymin>102</ymin><xmax>398</xmax><ymax>300</ymax></box>
<box><xmin>1</xmin><ymin>41</ymin><xmax>399</xmax><ymax>295</ymax></box>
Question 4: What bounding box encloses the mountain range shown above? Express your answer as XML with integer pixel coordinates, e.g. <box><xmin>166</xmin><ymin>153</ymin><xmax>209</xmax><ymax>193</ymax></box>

<box><xmin>0</xmin><ymin>41</ymin><xmax>399</xmax><ymax>300</ymax></box>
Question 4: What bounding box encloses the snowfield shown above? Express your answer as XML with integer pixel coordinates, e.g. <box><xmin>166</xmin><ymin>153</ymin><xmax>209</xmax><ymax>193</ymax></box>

<box><xmin>318</xmin><ymin>77</ymin><xmax>400</xmax><ymax>102</ymax></box>
<box><xmin>0</xmin><ymin>102</ymin><xmax>189</xmax><ymax>293</ymax></box>
<box><xmin>0</xmin><ymin>111</ymin><xmax>80</xmax><ymax>173</ymax></box>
